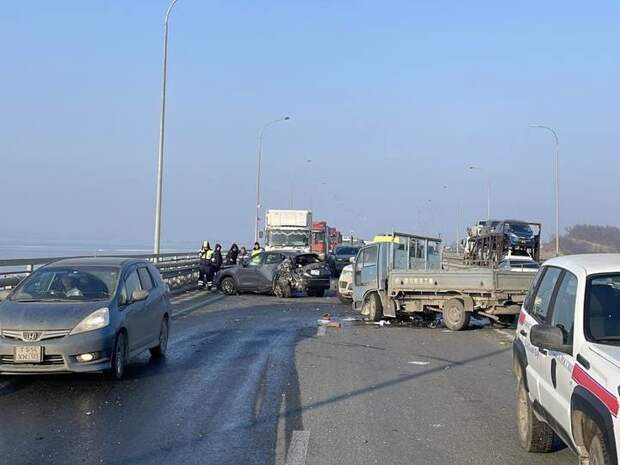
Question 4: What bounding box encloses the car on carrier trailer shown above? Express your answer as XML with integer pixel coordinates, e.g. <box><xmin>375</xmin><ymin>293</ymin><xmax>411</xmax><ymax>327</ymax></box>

<box><xmin>352</xmin><ymin>232</ymin><xmax>536</xmax><ymax>330</ymax></box>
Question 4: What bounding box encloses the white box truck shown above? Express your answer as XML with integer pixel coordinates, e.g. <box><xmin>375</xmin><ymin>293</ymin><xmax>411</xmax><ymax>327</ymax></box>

<box><xmin>265</xmin><ymin>209</ymin><xmax>312</xmax><ymax>253</ymax></box>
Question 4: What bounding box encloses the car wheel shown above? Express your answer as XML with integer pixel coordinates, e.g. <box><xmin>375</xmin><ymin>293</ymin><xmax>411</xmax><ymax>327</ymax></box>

<box><xmin>220</xmin><ymin>277</ymin><xmax>237</xmax><ymax>295</ymax></box>
<box><xmin>366</xmin><ymin>293</ymin><xmax>383</xmax><ymax>322</ymax></box>
<box><xmin>443</xmin><ymin>298</ymin><xmax>470</xmax><ymax>331</ymax></box>
<box><xmin>516</xmin><ymin>377</ymin><xmax>555</xmax><ymax>452</ymax></box>
<box><xmin>274</xmin><ymin>280</ymin><xmax>292</xmax><ymax>298</ymax></box>
<box><xmin>106</xmin><ymin>332</ymin><xmax>127</xmax><ymax>380</ymax></box>
<box><xmin>150</xmin><ymin>317</ymin><xmax>169</xmax><ymax>358</ymax></box>
<box><xmin>589</xmin><ymin>424</ymin><xmax>612</xmax><ymax>465</ymax></box>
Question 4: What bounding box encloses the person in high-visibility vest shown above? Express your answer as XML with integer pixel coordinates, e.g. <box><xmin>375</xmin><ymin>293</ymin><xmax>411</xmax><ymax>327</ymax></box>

<box><xmin>251</xmin><ymin>242</ymin><xmax>262</xmax><ymax>257</ymax></box>
<box><xmin>198</xmin><ymin>241</ymin><xmax>213</xmax><ymax>286</ymax></box>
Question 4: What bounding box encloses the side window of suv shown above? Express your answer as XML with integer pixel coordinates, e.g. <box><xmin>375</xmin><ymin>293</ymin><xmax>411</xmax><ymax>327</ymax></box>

<box><xmin>265</xmin><ymin>253</ymin><xmax>284</xmax><ymax>265</ymax></box>
<box><xmin>549</xmin><ymin>271</ymin><xmax>578</xmax><ymax>345</ymax></box>
<box><xmin>524</xmin><ymin>267</ymin><xmax>546</xmax><ymax>312</ymax></box>
<box><xmin>530</xmin><ymin>266</ymin><xmax>562</xmax><ymax>322</ymax></box>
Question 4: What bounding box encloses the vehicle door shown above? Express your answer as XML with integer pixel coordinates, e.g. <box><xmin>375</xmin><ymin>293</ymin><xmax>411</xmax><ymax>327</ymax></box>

<box><xmin>521</xmin><ymin>266</ymin><xmax>563</xmax><ymax>402</ymax></box>
<box><xmin>352</xmin><ymin>245</ymin><xmax>379</xmax><ymax>306</ymax></box>
<box><xmin>119</xmin><ymin>268</ymin><xmax>148</xmax><ymax>351</ymax></box>
<box><xmin>137</xmin><ymin>266</ymin><xmax>162</xmax><ymax>345</ymax></box>
<box><xmin>539</xmin><ymin>270</ymin><xmax>578</xmax><ymax>433</ymax></box>
<box><xmin>258</xmin><ymin>253</ymin><xmax>285</xmax><ymax>291</ymax></box>
<box><xmin>237</xmin><ymin>253</ymin><xmax>265</xmax><ymax>291</ymax></box>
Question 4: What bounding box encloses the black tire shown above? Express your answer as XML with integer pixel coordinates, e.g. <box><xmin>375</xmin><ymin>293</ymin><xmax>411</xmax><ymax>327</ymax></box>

<box><xmin>443</xmin><ymin>298</ymin><xmax>470</xmax><ymax>331</ymax></box>
<box><xmin>106</xmin><ymin>332</ymin><xmax>127</xmax><ymax>380</ymax></box>
<box><xmin>367</xmin><ymin>293</ymin><xmax>383</xmax><ymax>322</ymax></box>
<box><xmin>308</xmin><ymin>288</ymin><xmax>325</xmax><ymax>298</ymax></box>
<box><xmin>589</xmin><ymin>423</ymin><xmax>612</xmax><ymax>465</ymax></box>
<box><xmin>220</xmin><ymin>277</ymin><xmax>237</xmax><ymax>295</ymax></box>
<box><xmin>274</xmin><ymin>280</ymin><xmax>292</xmax><ymax>298</ymax></box>
<box><xmin>516</xmin><ymin>378</ymin><xmax>555</xmax><ymax>452</ymax></box>
<box><xmin>150</xmin><ymin>317</ymin><xmax>169</xmax><ymax>358</ymax></box>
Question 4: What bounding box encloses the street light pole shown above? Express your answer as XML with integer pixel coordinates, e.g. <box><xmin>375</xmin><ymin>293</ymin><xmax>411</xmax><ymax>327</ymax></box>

<box><xmin>153</xmin><ymin>0</ymin><xmax>180</xmax><ymax>256</ymax></box>
<box><xmin>468</xmin><ymin>165</ymin><xmax>491</xmax><ymax>220</ymax></box>
<box><xmin>255</xmin><ymin>116</ymin><xmax>291</xmax><ymax>243</ymax></box>
<box><xmin>530</xmin><ymin>125</ymin><xmax>560</xmax><ymax>256</ymax></box>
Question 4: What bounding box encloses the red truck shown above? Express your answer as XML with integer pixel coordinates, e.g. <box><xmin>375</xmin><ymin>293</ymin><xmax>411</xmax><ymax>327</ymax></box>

<box><xmin>311</xmin><ymin>221</ymin><xmax>328</xmax><ymax>257</ymax></box>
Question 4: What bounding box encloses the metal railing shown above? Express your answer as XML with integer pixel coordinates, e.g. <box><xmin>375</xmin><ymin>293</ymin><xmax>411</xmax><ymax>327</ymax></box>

<box><xmin>0</xmin><ymin>252</ymin><xmax>201</xmax><ymax>294</ymax></box>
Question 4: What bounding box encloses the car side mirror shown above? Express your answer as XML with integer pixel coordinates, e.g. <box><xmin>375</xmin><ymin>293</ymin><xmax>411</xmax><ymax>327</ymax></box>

<box><xmin>0</xmin><ymin>290</ymin><xmax>10</xmax><ymax>302</ymax></box>
<box><xmin>530</xmin><ymin>324</ymin><xmax>572</xmax><ymax>355</ymax></box>
<box><xmin>131</xmin><ymin>289</ymin><xmax>149</xmax><ymax>302</ymax></box>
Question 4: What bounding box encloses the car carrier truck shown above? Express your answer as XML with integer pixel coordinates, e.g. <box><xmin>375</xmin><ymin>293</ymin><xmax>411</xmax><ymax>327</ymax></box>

<box><xmin>352</xmin><ymin>232</ymin><xmax>536</xmax><ymax>330</ymax></box>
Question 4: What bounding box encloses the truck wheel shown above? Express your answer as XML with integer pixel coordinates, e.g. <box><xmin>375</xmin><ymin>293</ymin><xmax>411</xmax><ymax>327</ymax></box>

<box><xmin>366</xmin><ymin>293</ymin><xmax>384</xmax><ymax>322</ymax></box>
<box><xmin>274</xmin><ymin>280</ymin><xmax>292</xmax><ymax>298</ymax></box>
<box><xmin>589</xmin><ymin>424</ymin><xmax>611</xmax><ymax>465</ymax></box>
<box><xmin>443</xmin><ymin>299</ymin><xmax>470</xmax><ymax>331</ymax></box>
<box><xmin>220</xmin><ymin>277</ymin><xmax>237</xmax><ymax>295</ymax></box>
<box><xmin>517</xmin><ymin>378</ymin><xmax>555</xmax><ymax>453</ymax></box>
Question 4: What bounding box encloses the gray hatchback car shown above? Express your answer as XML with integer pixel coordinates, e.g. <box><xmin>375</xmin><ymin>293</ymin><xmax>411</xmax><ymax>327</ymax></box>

<box><xmin>0</xmin><ymin>257</ymin><xmax>171</xmax><ymax>379</ymax></box>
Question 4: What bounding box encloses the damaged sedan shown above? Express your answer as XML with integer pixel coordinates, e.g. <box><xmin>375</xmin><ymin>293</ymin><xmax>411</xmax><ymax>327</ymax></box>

<box><xmin>214</xmin><ymin>251</ymin><xmax>331</xmax><ymax>298</ymax></box>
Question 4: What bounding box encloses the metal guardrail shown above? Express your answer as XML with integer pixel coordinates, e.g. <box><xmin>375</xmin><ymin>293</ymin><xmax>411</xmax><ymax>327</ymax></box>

<box><xmin>0</xmin><ymin>252</ymin><xmax>201</xmax><ymax>293</ymax></box>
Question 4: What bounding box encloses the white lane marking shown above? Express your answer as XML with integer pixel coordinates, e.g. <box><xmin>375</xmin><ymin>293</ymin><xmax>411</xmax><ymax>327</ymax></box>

<box><xmin>285</xmin><ymin>430</ymin><xmax>310</xmax><ymax>465</ymax></box>
<box><xmin>408</xmin><ymin>361</ymin><xmax>430</xmax><ymax>366</ymax></box>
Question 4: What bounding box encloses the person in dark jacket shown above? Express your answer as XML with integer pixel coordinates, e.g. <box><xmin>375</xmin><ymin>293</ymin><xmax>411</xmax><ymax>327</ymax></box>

<box><xmin>226</xmin><ymin>243</ymin><xmax>239</xmax><ymax>265</ymax></box>
<box><xmin>204</xmin><ymin>244</ymin><xmax>223</xmax><ymax>290</ymax></box>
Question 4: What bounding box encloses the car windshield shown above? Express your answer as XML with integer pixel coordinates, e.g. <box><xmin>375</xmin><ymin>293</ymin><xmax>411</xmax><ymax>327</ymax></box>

<box><xmin>11</xmin><ymin>266</ymin><xmax>120</xmax><ymax>302</ymax></box>
<box><xmin>335</xmin><ymin>247</ymin><xmax>358</xmax><ymax>255</ymax></box>
<box><xmin>586</xmin><ymin>274</ymin><xmax>620</xmax><ymax>344</ymax></box>
<box><xmin>268</xmin><ymin>230</ymin><xmax>310</xmax><ymax>247</ymax></box>
<box><xmin>507</xmin><ymin>223</ymin><xmax>533</xmax><ymax>235</ymax></box>
<box><xmin>295</xmin><ymin>254</ymin><xmax>321</xmax><ymax>266</ymax></box>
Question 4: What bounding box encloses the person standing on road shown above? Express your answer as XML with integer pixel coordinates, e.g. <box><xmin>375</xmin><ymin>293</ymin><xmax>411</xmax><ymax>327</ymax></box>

<box><xmin>252</xmin><ymin>242</ymin><xmax>262</xmax><ymax>257</ymax></box>
<box><xmin>198</xmin><ymin>241</ymin><xmax>213</xmax><ymax>286</ymax></box>
<box><xmin>238</xmin><ymin>246</ymin><xmax>249</xmax><ymax>264</ymax></box>
<box><xmin>205</xmin><ymin>243</ymin><xmax>223</xmax><ymax>290</ymax></box>
<box><xmin>226</xmin><ymin>243</ymin><xmax>239</xmax><ymax>265</ymax></box>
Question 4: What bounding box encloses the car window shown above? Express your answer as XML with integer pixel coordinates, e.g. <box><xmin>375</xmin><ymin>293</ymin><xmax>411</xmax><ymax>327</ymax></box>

<box><xmin>550</xmin><ymin>271</ymin><xmax>578</xmax><ymax>345</ymax></box>
<box><xmin>247</xmin><ymin>254</ymin><xmax>262</xmax><ymax>267</ymax></box>
<box><xmin>524</xmin><ymin>267</ymin><xmax>547</xmax><ymax>312</ymax></box>
<box><xmin>265</xmin><ymin>253</ymin><xmax>284</xmax><ymax>265</ymax></box>
<box><xmin>531</xmin><ymin>267</ymin><xmax>562</xmax><ymax>322</ymax></box>
<box><xmin>138</xmin><ymin>267</ymin><xmax>154</xmax><ymax>290</ymax></box>
<box><xmin>585</xmin><ymin>274</ymin><xmax>620</xmax><ymax>343</ymax></box>
<box><xmin>356</xmin><ymin>245</ymin><xmax>378</xmax><ymax>286</ymax></box>
<box><xmin>125</xmin><ymin>270</ymin><xmax>142</xmax><ymax>301</ymax></box>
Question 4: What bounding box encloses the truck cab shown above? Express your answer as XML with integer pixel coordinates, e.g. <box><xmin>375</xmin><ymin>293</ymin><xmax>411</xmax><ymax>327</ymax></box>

<box><xmin>514</xmin><ymin>254</ymin><xmax>620</xmax><ymax>465</ymax></box>
<box><xmin>352</xmin><ymin>233</ymin><xmax>442</xmax><ymax>317</ymax></box>
<box><xmin>265</xmin><ymin>209</ymin><xmax>312</xmax><ymax>253</ymax></box>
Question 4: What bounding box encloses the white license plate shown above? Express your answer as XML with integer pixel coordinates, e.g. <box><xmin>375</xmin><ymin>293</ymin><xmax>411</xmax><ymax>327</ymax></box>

<box><xmin>310</xmin><ymin>270</ymin><xmax>320</xmax><ymax>276</ymax></box>
<box><xmin>14</xmin><ymin>346</ymin><xmax>43</xmax><ymax>363</ymax></box>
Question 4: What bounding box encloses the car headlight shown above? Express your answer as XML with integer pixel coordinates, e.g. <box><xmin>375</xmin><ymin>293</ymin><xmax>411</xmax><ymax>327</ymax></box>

<box><xmin>70</xmin><ymin>307</ymin><xmax>110</xmax><ymax>335</ymax></box>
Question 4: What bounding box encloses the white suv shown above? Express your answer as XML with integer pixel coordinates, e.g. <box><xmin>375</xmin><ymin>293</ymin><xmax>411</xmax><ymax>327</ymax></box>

<box><xmin>514</xmin><ymin>254</ymin><xmax>620</xmax><ymax>465</ymax></box>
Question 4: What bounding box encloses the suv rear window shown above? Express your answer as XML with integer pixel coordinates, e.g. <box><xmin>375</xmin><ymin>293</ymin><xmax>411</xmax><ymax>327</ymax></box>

<box><xmin>585</xmin><ymin>274</ymin><xmax>620</xmax><ymax>344</ymax></box>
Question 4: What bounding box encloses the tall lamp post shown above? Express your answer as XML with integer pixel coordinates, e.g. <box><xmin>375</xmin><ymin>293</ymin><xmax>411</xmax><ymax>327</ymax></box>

<box><xmin>530</xmin><ymin>125</ymin><xmax>560</xmax><ymax>256</ymax></box>
<box><xmin>153</xmin><ymin>0</ymin><xmax>181</xmax><ymax>256</ymax></box>
<box><xmin>468</xmin><ymin>165</ymin><xmax>491</xmax><ymax>220</ymax></box>
<box><xmin>255</xmin><ymin>116</ymin><xmax>291</xmax><ymax>242</ymax></box>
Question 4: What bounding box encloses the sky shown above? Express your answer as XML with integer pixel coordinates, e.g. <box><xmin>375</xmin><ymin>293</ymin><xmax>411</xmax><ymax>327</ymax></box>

<box><xmin>1</xmin><ymin>0</ymin><xmax>619</xmax><ymax>250</ymax></box>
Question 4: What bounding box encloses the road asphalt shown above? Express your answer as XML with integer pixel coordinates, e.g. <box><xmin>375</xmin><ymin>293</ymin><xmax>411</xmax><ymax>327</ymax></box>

<box><xmin>0</xmin><ymin>290</ymin><xmax>574</xmax><ymax>465</ymax></box>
